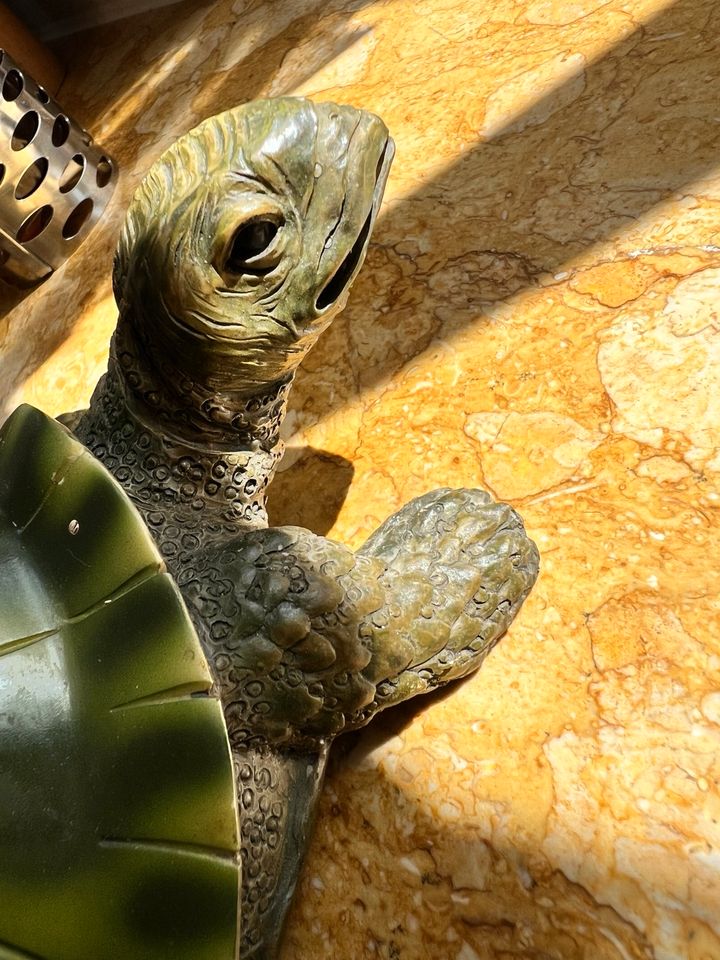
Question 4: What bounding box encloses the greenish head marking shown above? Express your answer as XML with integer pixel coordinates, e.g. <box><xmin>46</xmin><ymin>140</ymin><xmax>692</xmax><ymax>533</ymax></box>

<box><xmin>114</xmin><ymin>97</ymin><xmax>393</xmax><ymax>405</ymax></box>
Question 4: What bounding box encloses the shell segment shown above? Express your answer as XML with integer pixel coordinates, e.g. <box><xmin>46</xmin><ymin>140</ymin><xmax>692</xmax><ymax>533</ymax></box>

<box><xmin>0</xmin><ymin>405</ymin><xmax>240</xmax><ymax>960</ymax></box>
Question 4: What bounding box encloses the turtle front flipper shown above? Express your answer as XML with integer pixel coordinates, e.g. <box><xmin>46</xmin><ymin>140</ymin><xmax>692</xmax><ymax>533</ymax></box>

<box><xmin>351</xmin><ymin>487</ymin><xmax>540</xmax><ymax>722</ymax></box>
<box><xmin>181</xmin><ymin>529</ymin><xmax>385</xmax><ymax>957</ymax></box>
<box><xmin>184</xmin><ymin>488</ymin><xmax>538</xmax><ymax>957</ymax></box>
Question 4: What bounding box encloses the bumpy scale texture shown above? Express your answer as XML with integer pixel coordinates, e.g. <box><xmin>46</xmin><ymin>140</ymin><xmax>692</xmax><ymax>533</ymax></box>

<box><xmin>179</xmin><ymin>489</ymin><xmax>537</xmax><ymax>751</ymax></box>
<box><xmin>68</xmin><ymin>98</ymin><xmax>540</xmax><ymax>959</ymax></box>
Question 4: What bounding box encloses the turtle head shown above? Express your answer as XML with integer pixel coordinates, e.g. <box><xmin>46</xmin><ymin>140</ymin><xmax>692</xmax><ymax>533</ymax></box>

<box><xmin>113</xmin><ymin>98</ymin><xmax>393</xmax><ymax>413</ymax></box>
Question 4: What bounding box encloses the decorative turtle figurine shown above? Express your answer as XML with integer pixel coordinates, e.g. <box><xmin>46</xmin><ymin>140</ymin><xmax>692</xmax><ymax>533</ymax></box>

<box><xmin>0</xmin><ymin>98</ymin><xmax>539</xmax><ymax>959</ymax></box>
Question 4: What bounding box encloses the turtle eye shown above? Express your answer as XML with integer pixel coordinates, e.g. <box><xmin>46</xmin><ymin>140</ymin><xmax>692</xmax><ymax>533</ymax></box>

<box><xmin>224</xmin><ymin>217</ymin><xmax>283</xmax><ymax>274</ymax></box>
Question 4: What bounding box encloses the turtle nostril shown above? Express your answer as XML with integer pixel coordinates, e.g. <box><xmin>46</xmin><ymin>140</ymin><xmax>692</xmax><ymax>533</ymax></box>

<box><xmin>314</xmin><ymin>135</ymin><xmax>392</xmax><ymax>312</ymax></box>
<box><xmin>316</xmin><ymin>208</ymin><xmax>374</xmax><ymax>311</ymax></box>
<box><xmin>375</xmin><ymin>140</ymin><xmax>390</xmax><ymax>183</ymax></box>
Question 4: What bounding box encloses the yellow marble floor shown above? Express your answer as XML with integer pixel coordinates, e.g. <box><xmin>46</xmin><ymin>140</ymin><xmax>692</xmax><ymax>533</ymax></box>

<box><xmin>3</xmin><ymin>0</ymin><xmax>720</xmax><ymax>957</ymax></box>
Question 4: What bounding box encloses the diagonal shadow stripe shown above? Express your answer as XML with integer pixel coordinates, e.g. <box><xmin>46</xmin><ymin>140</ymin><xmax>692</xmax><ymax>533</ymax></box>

<box><xmin>292</xmin><ymin>0</ymin><xmax>720</xmax><ymax>426</ymax></box>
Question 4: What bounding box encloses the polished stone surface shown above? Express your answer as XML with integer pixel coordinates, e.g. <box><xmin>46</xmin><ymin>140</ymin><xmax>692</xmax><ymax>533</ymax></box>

<box><xmin>2</xmin><ymin>0</ymin><xmax>720</xmax><ymax>957</ymax></box>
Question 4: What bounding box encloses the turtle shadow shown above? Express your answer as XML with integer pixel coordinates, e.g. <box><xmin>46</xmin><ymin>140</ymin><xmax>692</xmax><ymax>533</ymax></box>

<box><xmin>331</xmin><ymin>672</ymin><xmax>478</xmax><ymax>769</ymax></box>
<box><xmin>266</xmin><ymin>445</ymin><xmax>354</xmax><ymax>536</ymax></box>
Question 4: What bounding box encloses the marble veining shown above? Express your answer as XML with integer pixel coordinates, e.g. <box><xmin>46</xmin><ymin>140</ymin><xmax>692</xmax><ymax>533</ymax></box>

<box><xmin>1</xmin><ymin>0</ymin><xmax>719</xmax><ymax>957</ymax></box>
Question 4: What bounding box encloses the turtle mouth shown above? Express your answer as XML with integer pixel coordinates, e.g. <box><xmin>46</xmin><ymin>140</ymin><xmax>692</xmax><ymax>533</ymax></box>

<box><xmin>315</xmin><ymin>137</ymin><xmax>393</xmax><ymax>312</ymax></box>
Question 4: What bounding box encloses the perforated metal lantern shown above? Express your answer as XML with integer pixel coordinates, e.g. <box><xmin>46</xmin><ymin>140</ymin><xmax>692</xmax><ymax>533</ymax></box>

<box><xmin>0</xmin><ymin>49</ymin><xmax>117</xmax><ymax>285</ymax></box>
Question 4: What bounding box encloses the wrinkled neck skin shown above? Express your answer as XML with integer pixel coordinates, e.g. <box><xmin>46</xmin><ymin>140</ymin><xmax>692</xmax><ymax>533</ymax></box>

<box><xmin>74</xmin><ymin>307</ymin><xmax>292</xmax><ymax>559</ymax></box>
<box><xmin>74</xmin><ymin>304</ymin><xmax>326</xmax><ymax>960</ymax></box>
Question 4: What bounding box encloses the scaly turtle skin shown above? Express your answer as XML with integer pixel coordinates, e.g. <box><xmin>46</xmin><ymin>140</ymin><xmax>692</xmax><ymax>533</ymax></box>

<box><xmin>63</xmin><ymin>97</ymin><xmax>539</xmax><ymax>958</ymax></box>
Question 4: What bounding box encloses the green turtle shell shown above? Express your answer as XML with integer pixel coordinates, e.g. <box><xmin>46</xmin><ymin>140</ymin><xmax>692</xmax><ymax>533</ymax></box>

<box><xmin>0</xmin><ymin>405</ymin><xmax>240</xmax><ymax>959</ymax></box>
